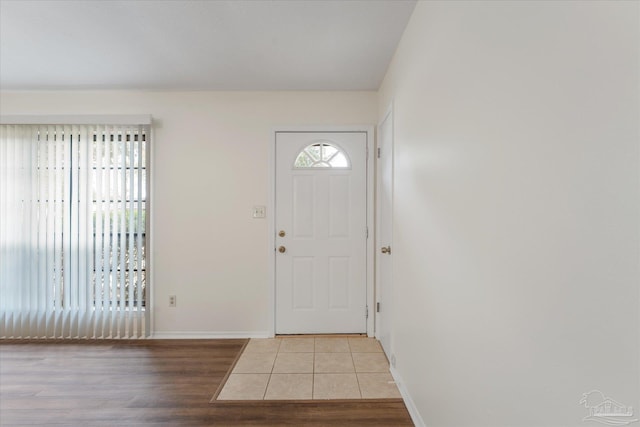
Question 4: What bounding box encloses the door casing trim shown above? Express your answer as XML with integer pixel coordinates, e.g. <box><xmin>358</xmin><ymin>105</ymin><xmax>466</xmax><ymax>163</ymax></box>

<box><xmin>269</xmin><ymin>126</ymin><xmax>375</xmax><ymax>337</ymax></box>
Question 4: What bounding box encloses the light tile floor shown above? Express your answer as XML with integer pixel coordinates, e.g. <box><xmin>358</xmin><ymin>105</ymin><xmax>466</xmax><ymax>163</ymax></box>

<box><xmin>216</xmin><ymin>337</ymin><xmax>401</xmax><ymax>400</ymax></box>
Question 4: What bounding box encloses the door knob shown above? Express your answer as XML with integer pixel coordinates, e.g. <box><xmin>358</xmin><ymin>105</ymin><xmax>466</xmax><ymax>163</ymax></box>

<box><xmin>381</xmin><ymin>246</ymin><xmax>391</xmax><ymax>254</ymax></box>
<box><xmin>278</xmin><ymin>246</ymin><xmax>286</xmax><ymax>253</ymax></box>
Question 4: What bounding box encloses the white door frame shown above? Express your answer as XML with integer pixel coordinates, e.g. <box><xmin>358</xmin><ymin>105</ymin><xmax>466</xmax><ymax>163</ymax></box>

<box><xmin>268</xmin><ymin>126</ymin><xmax>375</xmax><ymax>337</ymax></box>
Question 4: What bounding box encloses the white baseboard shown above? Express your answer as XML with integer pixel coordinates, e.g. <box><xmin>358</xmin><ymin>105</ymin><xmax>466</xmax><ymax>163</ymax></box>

<box><xmin>151</xmin><ymin>331</ymin><xmax>270</xmax><ymax>339</ymax></box>
<box><xmin>390</xmin><ymin>365</ymin><xmax>426</xmax><ymax>427</ymax></box>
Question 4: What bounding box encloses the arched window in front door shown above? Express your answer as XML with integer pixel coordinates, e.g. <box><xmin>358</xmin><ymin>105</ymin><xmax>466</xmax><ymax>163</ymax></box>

<box><xmin>294</xmin><ymin>141</ymin><xmax>350</xmax><ymax>169</ymax></box>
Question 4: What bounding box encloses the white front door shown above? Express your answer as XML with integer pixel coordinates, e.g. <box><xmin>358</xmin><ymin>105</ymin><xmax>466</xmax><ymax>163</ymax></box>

<box><xmin>376</xmin><ymin>111</ymin><xmax>394</xmax><ymax>357</ymax></box>
<box><xmin>275</xmin><ymin>132</ymin><xmax>367</xmax><ymax>334</ymax></box>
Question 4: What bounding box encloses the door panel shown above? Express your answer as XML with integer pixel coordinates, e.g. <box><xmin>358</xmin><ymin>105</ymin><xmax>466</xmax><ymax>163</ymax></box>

<box><xmin>275</xmin><ymin>132</ymin><xmax>367</xmax><ymax>334</ymax></box>
<box><xmin>328</xmin><ymin>256</ymin><xmax>350</xmax><ymax>309</ymax></box>
<box><xmin>293</xmin><ymin>176</ymin><xmax>315</xmax><ymax>238</ymax></box>
<box><xmin>292</xmin><ymin>257</ymin><xmax>314</xmax><ymax>309</ymax></box>
<box><xmin>329</xmin><ymin>176</ymin><xmax>350</xmax><ymax>238</ymax></box>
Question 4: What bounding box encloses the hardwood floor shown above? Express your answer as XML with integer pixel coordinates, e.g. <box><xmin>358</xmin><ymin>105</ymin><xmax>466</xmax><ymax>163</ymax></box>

<box><xmin>0</xmin><ymin>339</ymin><xmax>413</xmax><ymax>426</ymax></box>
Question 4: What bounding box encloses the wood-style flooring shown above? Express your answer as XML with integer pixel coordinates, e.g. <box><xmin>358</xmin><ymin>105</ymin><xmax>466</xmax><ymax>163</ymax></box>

<box><xmin>0</xmin><ymin>339</ymin><xmax>413</xmax><ymax>426</ymax></box>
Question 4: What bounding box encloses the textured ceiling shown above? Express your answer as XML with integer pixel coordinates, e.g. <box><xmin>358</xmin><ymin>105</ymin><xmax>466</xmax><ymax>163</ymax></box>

<box><xmin>0</xmin><ymin>0</ymin><xmax>416</xmax><ymax>91</ymax></box>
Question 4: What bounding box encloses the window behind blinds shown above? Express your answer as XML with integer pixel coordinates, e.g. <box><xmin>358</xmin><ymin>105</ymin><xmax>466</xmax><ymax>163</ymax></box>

<box><xmin>0</xmin><ymin>124</ymin><xmax>150</xmax><ymax>339</ymax></box>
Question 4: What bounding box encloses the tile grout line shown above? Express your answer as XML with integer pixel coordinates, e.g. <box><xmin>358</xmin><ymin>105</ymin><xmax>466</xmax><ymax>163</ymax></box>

<box><xmin>349</xmin><ymin>346</ymin><xmax>363</xmax><ymax>399</ymax></box>
<box><xmin>262</xmin><ymin>340</ymin><xmax>279</xmax><ymax>400</ymax></box>
<box><xmin>273</xmin><ymin>339</ymin><xmax>283</xmax><ymax>398</ymax></box>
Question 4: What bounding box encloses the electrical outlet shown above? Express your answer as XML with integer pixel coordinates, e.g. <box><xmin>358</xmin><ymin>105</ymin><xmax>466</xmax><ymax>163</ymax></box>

<box><xmin>168</xmin><ymin>295</ymin><xmax>176</xmax><ymax>307</ymax></box>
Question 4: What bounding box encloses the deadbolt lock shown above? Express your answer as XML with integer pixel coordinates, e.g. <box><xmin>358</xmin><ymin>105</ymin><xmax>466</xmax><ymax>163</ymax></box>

<box><xmin>381</xmin><ymin>246</ymin><xmax>391</xmax><ymax>254</ymax></box>
<box><xmin>278</xmin><ymin>230</ymin><xmax>286</xmax><ymax>237</ymax></box>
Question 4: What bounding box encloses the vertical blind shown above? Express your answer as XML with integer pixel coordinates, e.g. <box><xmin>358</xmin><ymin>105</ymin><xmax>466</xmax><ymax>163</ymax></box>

<box><xmin>0</xmin><ymin>124</ymin><xmax>149</xmax><ymax>339</ymax></box>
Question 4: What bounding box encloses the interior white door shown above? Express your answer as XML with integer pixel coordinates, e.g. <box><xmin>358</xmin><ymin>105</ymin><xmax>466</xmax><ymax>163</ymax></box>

<box><xmin>275</xmin><ymin>132</ymin><xmax>367</xmax><ymax>334</ymax></box>
<box><xmin>376</xmin><ymin>111</ymin><xmax>393</xmax><ymax>357</ymax></box>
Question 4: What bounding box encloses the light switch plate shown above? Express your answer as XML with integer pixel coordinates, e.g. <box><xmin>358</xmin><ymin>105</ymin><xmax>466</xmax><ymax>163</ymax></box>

<box><xmin>252</xmin><ymin>205</ymin><xmax>266</xmax><ymax>218</ymax></box>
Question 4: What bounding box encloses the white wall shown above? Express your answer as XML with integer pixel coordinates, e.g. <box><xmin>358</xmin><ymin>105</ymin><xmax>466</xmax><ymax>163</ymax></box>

<box><xmin>379</xmin><ymin>1</ymin><xmax>639</xmax><ymax>426</ymax></box>
<box><xmin>0</xmin><ymin>90</ymin><xmax>377</xmax><ymax>337</ymax></box>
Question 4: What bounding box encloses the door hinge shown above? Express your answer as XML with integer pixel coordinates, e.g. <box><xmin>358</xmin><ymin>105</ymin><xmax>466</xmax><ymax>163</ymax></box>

<box><xmin>366</xmin><ymin>226</ymin><xmax>369</xmax><ymax>239</ymax></box>
<box><xmin>365</xmin><ymin>305</ymin><xmax>369</xmax><ymax>319</ymax></box>
<box><xmin>377</xmin><ymin>147</ymin><xmax>381</xmax><ymax>158</ymax></box>
<box><xmin>376</xmin><ymin>302</ymin><xmax>380</xmax><ymax>313</ymax></box>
